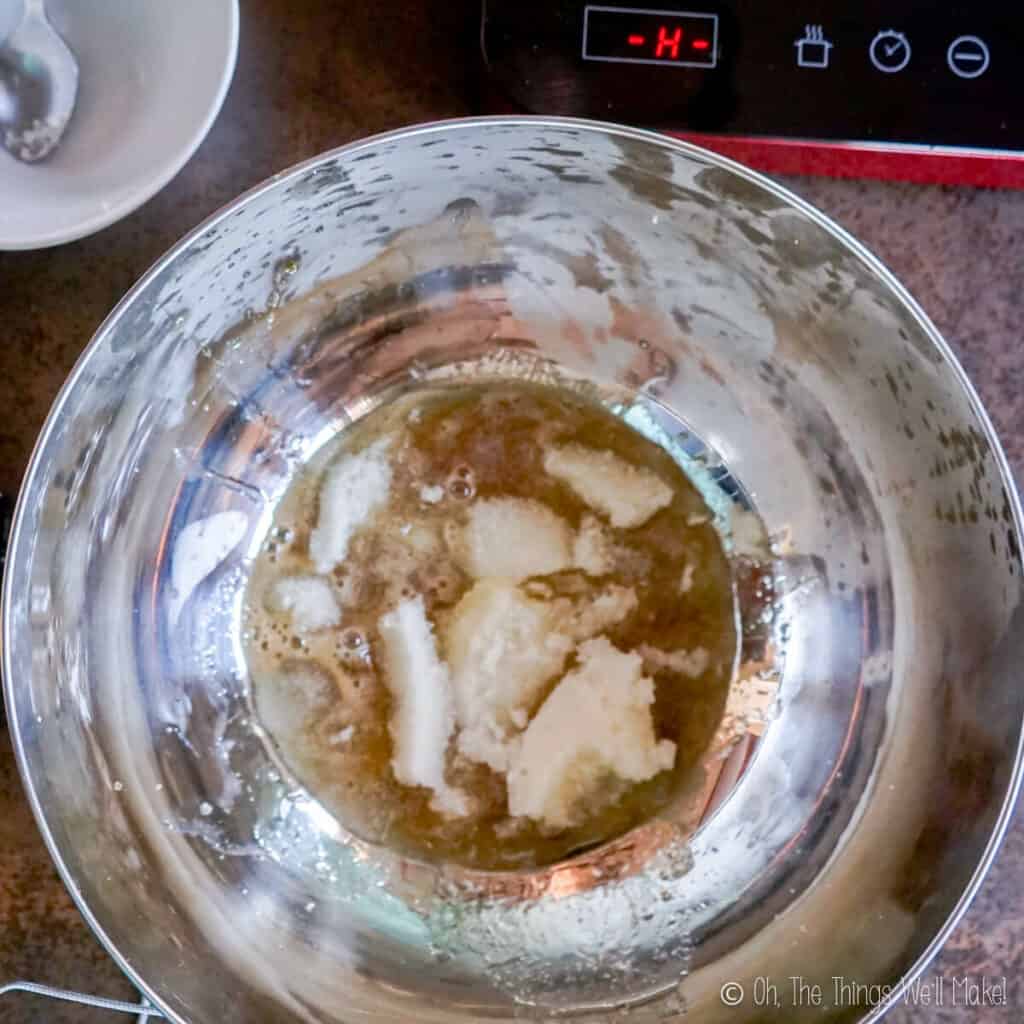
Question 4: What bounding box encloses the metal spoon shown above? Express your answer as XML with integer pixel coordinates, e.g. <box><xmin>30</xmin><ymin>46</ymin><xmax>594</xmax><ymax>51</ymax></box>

<box><xmin>0</xmin><ymin>0</ymin><xmax>78</xmax><ymax>162</ymax></box>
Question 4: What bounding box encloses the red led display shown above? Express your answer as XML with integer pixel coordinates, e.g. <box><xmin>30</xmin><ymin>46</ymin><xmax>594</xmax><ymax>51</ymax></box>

<box><xmin>655</xmin><ymin>25</ymin><xmax>683</xmax><ymax>59</ymax></box>
<box><xmin>583</xmin><ymin>7</ymin><xmax>719</xmax><ymax>69</ymax></box>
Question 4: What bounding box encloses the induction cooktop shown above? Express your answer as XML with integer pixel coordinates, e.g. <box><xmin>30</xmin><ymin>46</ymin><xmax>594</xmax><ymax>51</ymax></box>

<box><xmin>481</xmin><ymin>1</ymin><xmax>1024</xmax><ymax>186</ymax></box>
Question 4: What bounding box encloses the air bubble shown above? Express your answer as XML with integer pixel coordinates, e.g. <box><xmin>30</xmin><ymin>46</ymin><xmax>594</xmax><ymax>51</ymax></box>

<box><xmin>449</xmin><ymin>479</ymin><xmax>474</xmax><ymax>500</ymax></box>
<box><xmin>341</xmin><ymin>628</ymin><xmax>364</xmax><ymax>650</ymax></box>
<box><xmin>199</xmin><ymin>801</ymin><xmax>214</xmax><ymax>817</ymax></box>
<box><xmin>112</xmin><ymin>780</ymin><xmax>123</xmax><ymax>792</ymax></box>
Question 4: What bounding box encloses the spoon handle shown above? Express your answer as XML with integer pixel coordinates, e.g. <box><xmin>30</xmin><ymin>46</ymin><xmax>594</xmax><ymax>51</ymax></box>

<box><xmin>24</xmin><ymin>0</ymin><xmax>46</xmax><ymax>17</ymax></box>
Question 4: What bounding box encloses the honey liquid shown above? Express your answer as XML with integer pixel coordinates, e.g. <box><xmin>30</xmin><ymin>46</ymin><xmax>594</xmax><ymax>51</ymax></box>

<box><xmin>245</xmin><ymin>380</ymin><xmax>737</xmax><ymax>871</ymax></box>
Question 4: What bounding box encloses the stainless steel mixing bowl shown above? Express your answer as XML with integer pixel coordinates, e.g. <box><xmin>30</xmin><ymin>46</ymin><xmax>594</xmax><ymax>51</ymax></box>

<box><xmin>4</xmin><ymin>118</ymin><xmax>1023</xmax><ymax>1024</ymax></box>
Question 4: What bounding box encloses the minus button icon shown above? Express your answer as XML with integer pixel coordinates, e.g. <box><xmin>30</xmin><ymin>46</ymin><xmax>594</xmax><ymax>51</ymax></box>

<box><xmin>947</xmin><ymin>35</ymin><xmax>991</xmax><ymax>78</ymax></box>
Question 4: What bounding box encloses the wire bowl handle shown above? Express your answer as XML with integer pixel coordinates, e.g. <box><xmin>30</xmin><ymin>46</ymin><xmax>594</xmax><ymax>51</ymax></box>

<box><xmin>0</xmin><ymin>980</ymin><xmax>163</xmax><ymax>1020</ymax></box>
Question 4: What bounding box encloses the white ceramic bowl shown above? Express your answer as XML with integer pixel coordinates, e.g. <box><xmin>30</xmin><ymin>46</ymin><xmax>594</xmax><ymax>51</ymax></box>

<box><xmin>0</xmin><ymin>0</ymin><xmax>238</xmax><ymax>250</ymax></box>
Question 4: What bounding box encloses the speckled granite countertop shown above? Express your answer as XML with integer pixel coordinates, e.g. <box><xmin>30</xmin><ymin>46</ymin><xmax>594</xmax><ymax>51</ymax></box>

<box><xmin>0</xmin><ymin>0</ymin><xmax>1020</xmax><ymax>1020</ymax></box>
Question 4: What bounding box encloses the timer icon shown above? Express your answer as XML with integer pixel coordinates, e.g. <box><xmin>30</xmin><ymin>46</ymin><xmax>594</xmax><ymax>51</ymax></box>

<box><xmin>870</xmin><ymin>29</ymin><xmax>911</xmax><ymax>73</ymax></box>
